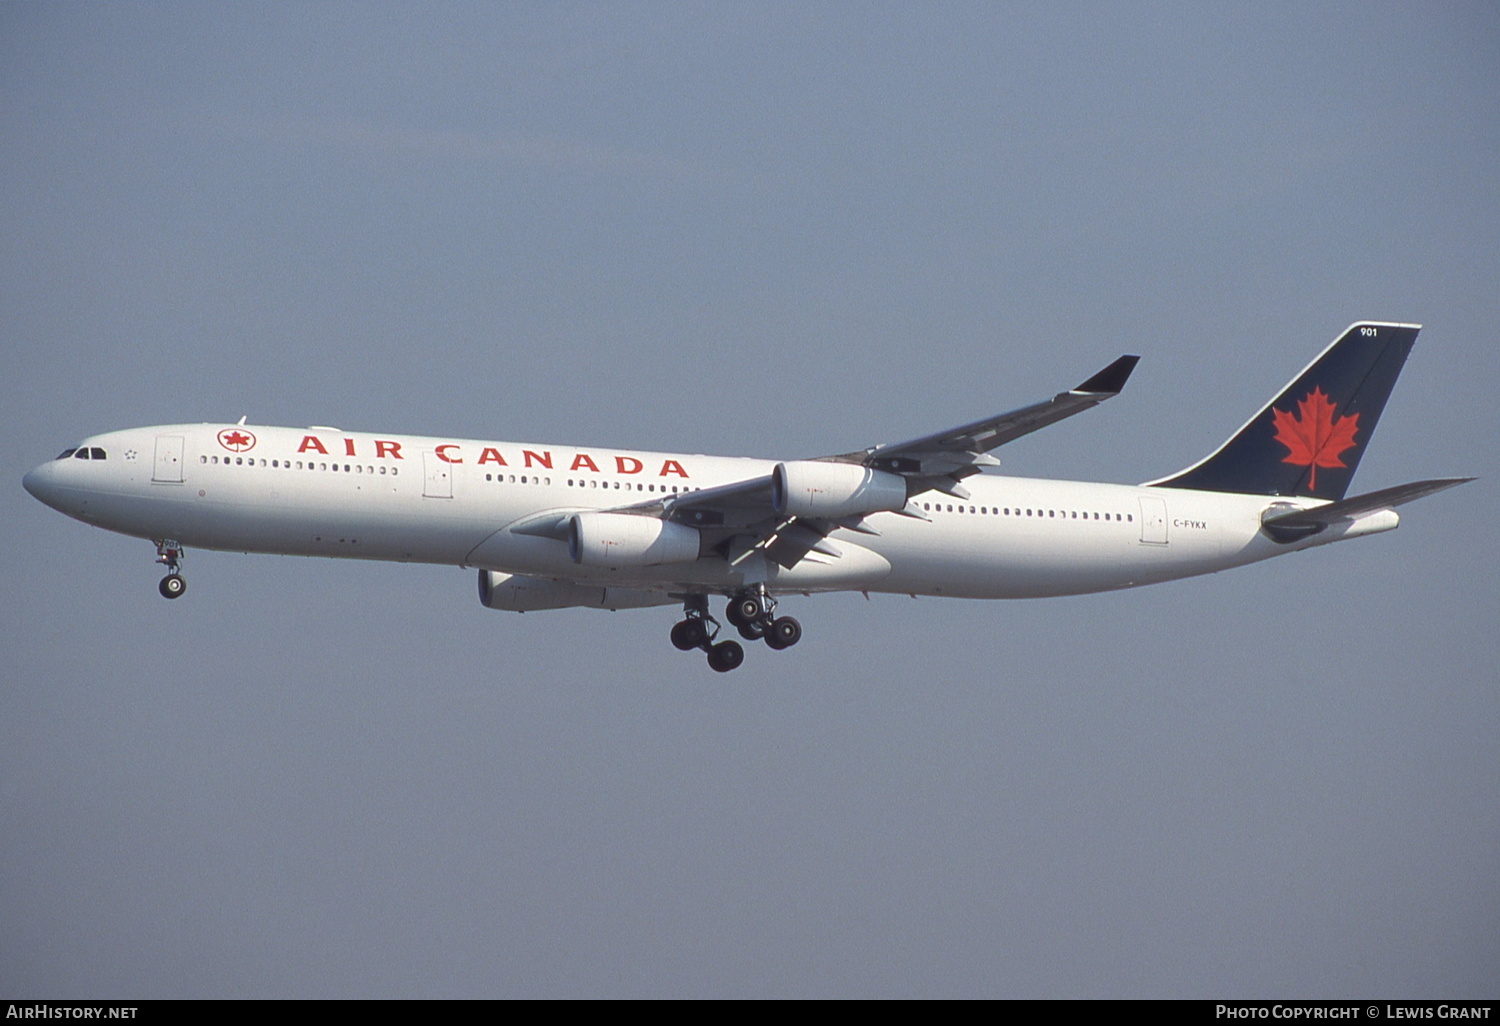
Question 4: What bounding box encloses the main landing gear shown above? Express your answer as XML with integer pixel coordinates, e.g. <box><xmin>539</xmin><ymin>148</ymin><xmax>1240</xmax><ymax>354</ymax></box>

<box><xmin>155</xmin><ymin>539</ymin><xmax>186</xmax><ymax>599</ymax></box>
<box><xmin>669</xmin><ymin>588</ymin><xmax>801</xmax><ymax>672</ymax></box>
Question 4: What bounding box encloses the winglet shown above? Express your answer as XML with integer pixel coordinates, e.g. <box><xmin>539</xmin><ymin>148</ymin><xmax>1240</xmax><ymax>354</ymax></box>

<box><xmin>1074</xmin><ymin>355</ymin><xmax>1140</xmax><ymax>396</ymax></box>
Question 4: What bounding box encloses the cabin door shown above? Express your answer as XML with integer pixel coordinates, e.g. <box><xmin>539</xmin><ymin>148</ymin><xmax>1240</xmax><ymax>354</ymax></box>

<box><xmin>1138</xmin><ymin>495</ymin><xmax>1168</xmax><ymax>544</ymax></box>
<box><xmin>152</xmin><ymin>435</ymin><xmax>184</xmax><ymax>483</ymax></box>
<box><xmin>423</xmin><ymin>451</ymin><xmax>453</xmax><ymax>498</ymax></box>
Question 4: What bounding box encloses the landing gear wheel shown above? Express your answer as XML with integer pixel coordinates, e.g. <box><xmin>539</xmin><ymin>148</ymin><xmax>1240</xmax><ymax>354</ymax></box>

<box><xmin>726</xmin><ymin>594</ymin><xmax>765</xmax><ymax>628</ymax></box>
<box><xmin>764</xmin><ymin>616</ymin><xmax>801</xmax><ymax>650</ymax></box>
<box><xmin>706</xmin><ymin>640</ymin><xmax>745</xmax><ymax>673</ymax></box>
<box><xmin>153</xmin><ymin>540</ymin><xmax>185</xmax><ymax>596</ymax></box>
<box><xmin>671</xmin><ymin>618</ymin><xmax>710</xmax><ymax>651</ymax></box>
<box><xmin>737</xmin><ymin>619</ymin><xmax>768</xmax><ymax>641</ymax></box>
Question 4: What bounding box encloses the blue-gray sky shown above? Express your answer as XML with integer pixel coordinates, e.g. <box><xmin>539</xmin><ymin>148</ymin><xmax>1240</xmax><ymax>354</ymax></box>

<box><xmin>3</xmin><ymin>2</ymin><xmax>1496</xmax><ymax>998</ymax></box>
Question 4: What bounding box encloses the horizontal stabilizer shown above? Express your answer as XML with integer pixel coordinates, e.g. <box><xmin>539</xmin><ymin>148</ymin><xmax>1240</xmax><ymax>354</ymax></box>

<box><xmin>1261</xmin><ymin>477</ymin><xmax>1473</xmax><ymax>542</ymax></box>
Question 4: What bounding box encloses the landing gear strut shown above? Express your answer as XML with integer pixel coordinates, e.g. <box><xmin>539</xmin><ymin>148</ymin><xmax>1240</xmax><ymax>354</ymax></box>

<box><xmin>155</xmin><ymin>539</ymin><xmax>186</xmax><ymax>599</ymax></box>
<box><xmin>670</xmin><ymin>594</ymin><xmax>743</xmax><ymax>673</ymax></box>
<box><xmin>668</xmin><ymin>588</ymin><xmax>801</xmax><ymax>672</ymax></box>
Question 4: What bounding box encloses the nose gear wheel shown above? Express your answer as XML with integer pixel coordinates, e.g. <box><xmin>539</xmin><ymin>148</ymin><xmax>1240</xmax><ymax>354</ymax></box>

<box><xmin>154</xmin><ymin>540</ymin><xmax>186</xmax><ymax>599</ymax></box>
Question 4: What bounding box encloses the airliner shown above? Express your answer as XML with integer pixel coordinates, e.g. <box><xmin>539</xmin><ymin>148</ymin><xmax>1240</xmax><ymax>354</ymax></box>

<box><xmin>23</xmin><ymin>321</ymin><xmax>1471</xmax><ymax>671</ymax></box>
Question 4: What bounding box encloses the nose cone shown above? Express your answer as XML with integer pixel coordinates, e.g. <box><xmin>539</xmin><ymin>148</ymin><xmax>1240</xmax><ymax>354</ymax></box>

<box><xmin>22</xmin><ymin>461</ymin><xmax>64</xmax><ymax>510</ymax></box>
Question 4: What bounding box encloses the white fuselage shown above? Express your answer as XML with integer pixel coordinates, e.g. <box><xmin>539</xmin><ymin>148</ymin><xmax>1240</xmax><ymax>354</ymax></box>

<box><xmin>23</xmin><ymin>422</ymin><xmax>1392</xmax><ymax>602</ymax></box>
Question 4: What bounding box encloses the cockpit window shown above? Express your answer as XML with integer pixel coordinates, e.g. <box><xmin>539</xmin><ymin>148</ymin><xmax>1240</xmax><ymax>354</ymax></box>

<box><xmin>73</xmin><ymin>448</ymin><xmax>90</xmax><ymax>460</ymax></box>
<box><xmin>89</xmin><ymin>448</ymin><xmax>106</xmax><ymax>460</ymax></box>
<box><xmin>57</xmin><ymin>449</ymin><xmax>77</xmax><ymax>460</ymax></box>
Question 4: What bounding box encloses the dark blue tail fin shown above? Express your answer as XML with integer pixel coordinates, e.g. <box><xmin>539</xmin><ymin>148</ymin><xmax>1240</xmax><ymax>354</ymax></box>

<box><xmin>1148</xmin><ymin>321</ymin><xmax>1419</xmax><ymax>500</ymax></box>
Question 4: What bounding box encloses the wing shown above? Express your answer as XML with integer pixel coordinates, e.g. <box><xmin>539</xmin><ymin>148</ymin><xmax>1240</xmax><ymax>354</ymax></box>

<box><xmin>520</xmin><ymin>355</ymin><xmax>1140</xmax><ymax>573</ymax></box>
<box><xmin>821</xmin><ymin>354</ymin><xmax>1139</xmax><ymax>499</ymax></box>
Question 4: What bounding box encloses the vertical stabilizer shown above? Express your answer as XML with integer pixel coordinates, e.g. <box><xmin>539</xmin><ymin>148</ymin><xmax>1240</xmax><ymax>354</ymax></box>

<box><xmin>1147</xmin><ymin>322</ymin><xmax>1418</xmax><ymax>500</ymax></box>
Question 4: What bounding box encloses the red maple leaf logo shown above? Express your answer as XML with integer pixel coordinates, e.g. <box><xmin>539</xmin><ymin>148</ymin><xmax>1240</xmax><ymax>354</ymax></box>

<box><xmin>1271</xmin><ymin>387</ymin><xmax>1359</xmax><ymax>491</ymax></box>
<box><xmin>218</xmin><ymin>429</ymin><xmax>256</xmax><ymax>452</ymax></box>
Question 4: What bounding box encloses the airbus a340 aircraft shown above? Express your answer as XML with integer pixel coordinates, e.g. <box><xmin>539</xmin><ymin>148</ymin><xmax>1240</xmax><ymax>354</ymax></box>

<box><xmin>24</xmin><ymin>322</ymin><xmax>1470</xmax><ymax>671</ymax></box>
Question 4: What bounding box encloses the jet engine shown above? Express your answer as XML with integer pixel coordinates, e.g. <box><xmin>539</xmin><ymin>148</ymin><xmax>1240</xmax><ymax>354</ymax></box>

<box><xmin>567</xmin><ymin>512</ymin><xmax>701</xmax><ymax>568</ymax></box>
<box><xmin>771</xmin><ymin>461</ymin><xmax>908</xmax><ymax>519</ymax></box>
<box><xmin>478</xmin><ymin>571</ymin><xmax>674</xmax><ymax>612</ymax></box>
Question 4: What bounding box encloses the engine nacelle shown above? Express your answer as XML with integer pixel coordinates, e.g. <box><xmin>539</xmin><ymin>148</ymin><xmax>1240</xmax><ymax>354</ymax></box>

<box><xmin>478</xmin><ymin>571</ymin><xmax>675</xmax><ymax>612</ymax></box>
<box><xmin>567</xmin><ymin>512</ymin><xmax>701</xmax><ymax>568</ymax></box>
<box><xmin>772</xmin><ymin>461</ymin><xmax>908</xmax><ymax>519</ymax></box>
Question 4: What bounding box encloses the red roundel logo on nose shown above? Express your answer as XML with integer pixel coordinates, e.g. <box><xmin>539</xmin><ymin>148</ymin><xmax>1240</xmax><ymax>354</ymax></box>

<box><xmin>218</xmin><ymin>428</ymin><xmax>257</xmax><ymax>453</ymax></box>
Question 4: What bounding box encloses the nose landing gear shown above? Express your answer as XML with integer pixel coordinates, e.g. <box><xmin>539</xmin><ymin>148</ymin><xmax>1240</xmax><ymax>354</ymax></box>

<box><xmin>154</xmin><ymin>539</ymin><xmax>186</xmax><ymax>599</ymax></box>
